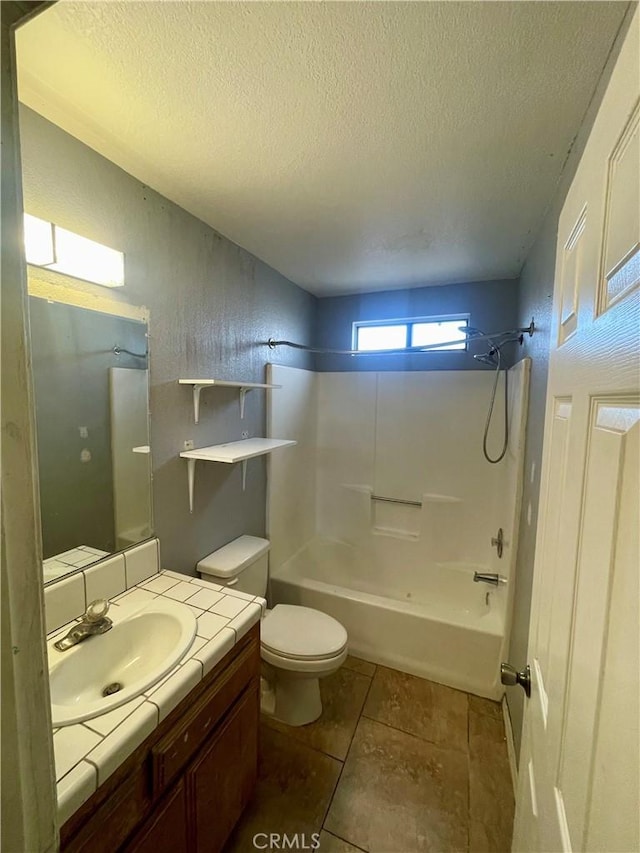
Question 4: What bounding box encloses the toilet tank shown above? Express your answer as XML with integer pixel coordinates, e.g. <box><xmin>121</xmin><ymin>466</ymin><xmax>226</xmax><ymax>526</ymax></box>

<box><xmin>197</xmin><ymin>535</ymin><xmax>270</xmax><ymax>597</ymax></box>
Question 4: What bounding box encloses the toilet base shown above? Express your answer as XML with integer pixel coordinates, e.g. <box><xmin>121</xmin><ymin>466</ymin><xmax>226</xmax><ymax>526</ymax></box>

<box><xmin>261</xmin><ymin>670</ymin><xmax>322</xmax><ymax>727</ymax></box>
<box><xmin>260</xmin><ymin>646</ymin><xmax>348</xmax><ymax>727</ymax></box>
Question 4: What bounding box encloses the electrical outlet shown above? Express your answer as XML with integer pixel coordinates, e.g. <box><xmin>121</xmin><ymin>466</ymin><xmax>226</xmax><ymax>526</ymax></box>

<box><xmin>183</xmin><ymin>439</ymin><xmax>194</xmax><ymax>451</ymax></box>
<box><xmin>241</xmin><ymin>430</ymin><xmax>249</xmax><ymax>439</ymax></box>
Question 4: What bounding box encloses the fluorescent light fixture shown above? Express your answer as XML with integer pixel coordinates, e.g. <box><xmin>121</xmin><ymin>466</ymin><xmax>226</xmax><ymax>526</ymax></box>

<box><xmin>23</xmin><ymin>214</ymin><xmax>125</xmax><ymax>288</ymax></box>
<box><xmin>24</xmin><ymin>214</ymin><xmax>55</xmax><ymax>266</ymax></box>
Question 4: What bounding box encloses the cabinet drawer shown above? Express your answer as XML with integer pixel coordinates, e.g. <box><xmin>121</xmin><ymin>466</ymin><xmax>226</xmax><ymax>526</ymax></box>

<box><xmin>151</xmin><ymin>636</ymin><xmax>259</xmax><ymax>795</ymax></box>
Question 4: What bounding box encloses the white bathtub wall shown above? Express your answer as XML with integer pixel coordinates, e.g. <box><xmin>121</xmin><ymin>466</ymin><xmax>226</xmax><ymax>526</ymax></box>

<box><xmin>316</xmin><ymin>372</ymin><xmax>377</xmax><ymax>545</ymax></box>
<box><xmin>266</xmin><ymin>365</ymin><xmax>317</xmax><ymax>569</ymax></box>
<box><xmin>315</xmin><ymin>370</ymin><xmax>515</xmax><ymax>575</ymax></box>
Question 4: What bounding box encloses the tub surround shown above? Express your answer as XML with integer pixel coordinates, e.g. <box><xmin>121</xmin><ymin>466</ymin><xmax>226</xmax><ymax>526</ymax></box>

<box><xmin>268</xmin><ymin>363</ymin><xmax>530</xmax><ymax>698</ymax></box>
<box><xmin>46</xmin><ymin>559</ymin><xmax>264</xmax><ymax>828</ymax></box>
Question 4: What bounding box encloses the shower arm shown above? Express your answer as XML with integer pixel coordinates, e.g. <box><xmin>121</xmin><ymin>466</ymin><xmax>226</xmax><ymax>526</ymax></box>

<box><xmin>267</xmin><ymin>321</ymin><xmax>535</xmax><ymax>357</ymax></box>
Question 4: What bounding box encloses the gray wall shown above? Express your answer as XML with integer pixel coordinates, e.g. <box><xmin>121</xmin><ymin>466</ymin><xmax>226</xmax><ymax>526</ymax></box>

<box><xmin>19</xmin><ymin>106</ymin><xmax>316</xmax><ymax>574</ymax></box>
<box><xmin>507</xmin><ymin>4</ymin><xmax>635</xmax><ymax>756</ymax></box>
<box><xmin>315</xmin><ymin>279</ymin><xmax>521</xmax><ymax>372</ymax></box>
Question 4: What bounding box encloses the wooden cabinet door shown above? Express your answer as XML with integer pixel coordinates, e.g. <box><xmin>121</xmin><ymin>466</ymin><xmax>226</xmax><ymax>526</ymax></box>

<box><xmin>124</xmin><ymin>780</ymin><xmax>188</xmax><ymax>853</ymax></box>
<box><xmin>186</xmin><ymin>685</ymin><xmax>259</xmax><ymax>853</ymax></box>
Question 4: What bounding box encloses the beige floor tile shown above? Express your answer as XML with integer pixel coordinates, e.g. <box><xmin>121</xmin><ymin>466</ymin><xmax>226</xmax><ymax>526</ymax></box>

<box><xmin>263</xmin><ymin>667</ymin><xmax>371</xmax><ymax>760</ymax></box>
<box><xmin>469</xmin><ymin>818</ymin><xmax>513</xmax><ymax>853</ymax></box>
<box><xmin>469</xmin><ymin>709</ymin><xmax>514</xmax><ymax>852</ymax></box>
<box><xmin>225</xmin><ymin>725</ymin><xmax>342</xmax><ymax>852</ymax></box>
<box><xmin>325</xmin><ymin>717</ymin><xmax>469</xmax><ymax>853</ymax></box>
<box><xmin>363</xmin><ymin>666</ymin><xmax>468</xmax><ymax>752</ymax></box>
<box><xmin>343</xmin><ymin>655</ymin><xmax>377</xmax><ymax>678</ymax></box>
<box><xmin>319</xmin><ymin>829</ymin><xmax>368</xmax><ymax>851</ymax></box>
<box><xmin>469</xmin><ymin>694</ymin><xmax>503</xmax><ymax>721</ymax></box>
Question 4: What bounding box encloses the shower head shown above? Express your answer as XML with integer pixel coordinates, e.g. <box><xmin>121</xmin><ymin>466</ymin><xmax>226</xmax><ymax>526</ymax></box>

<box><xmin>459</xmin><ymin>326</ymin><xmax>485</xmax><ymax>337</ymax></box>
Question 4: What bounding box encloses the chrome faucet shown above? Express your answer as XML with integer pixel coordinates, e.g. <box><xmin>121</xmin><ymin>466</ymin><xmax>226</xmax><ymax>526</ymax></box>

<box><xmin>54</xmin><ymin>599</ymin><xmax>112</xmax><ymax>651</ymax></box>
<box><xmin>473</xmin><ymin>572</ymin><xmax>507</xmax><ymax>586</ymax></box>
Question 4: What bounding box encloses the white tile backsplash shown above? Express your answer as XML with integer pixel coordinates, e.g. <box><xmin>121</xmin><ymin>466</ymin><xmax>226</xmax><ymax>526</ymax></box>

<box><xmin>84</xmin><ymin>555</ymin><xmax>126</xmax><ymax>603</ymax></box>
<box><xmin>44</xmin><ymin>539</ymin><xmax>160</xmax><ymax>626</ymax></box>
<box><xmin>45</xmin><ymin>574</ymin><xmax>86</xmax><ymax>633</ymax></box>
<box><xmin>124</xmin><ymin>540</ymin><xmax>159</xmax><ymax>588</ymax></box>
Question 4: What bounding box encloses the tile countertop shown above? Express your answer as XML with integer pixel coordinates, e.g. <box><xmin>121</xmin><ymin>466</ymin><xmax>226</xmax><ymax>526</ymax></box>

<box><xmin>49</xmin><ymin>570</ymin><xmax>265</xmax><ymax>826</ymax></box>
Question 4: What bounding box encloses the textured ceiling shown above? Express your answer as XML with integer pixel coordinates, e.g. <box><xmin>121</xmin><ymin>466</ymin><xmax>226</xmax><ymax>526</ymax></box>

<box><xmin>16</xmin><ymin>2</ymin><xmax>627</xmax><ymax>296</ymax></box>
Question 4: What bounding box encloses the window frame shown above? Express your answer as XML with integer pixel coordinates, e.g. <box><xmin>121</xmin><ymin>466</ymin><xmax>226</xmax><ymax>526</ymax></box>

<box><xmin>352</xmin><ymin>314</ymin><xmax>470</xmax><ymax>353</ymax></box>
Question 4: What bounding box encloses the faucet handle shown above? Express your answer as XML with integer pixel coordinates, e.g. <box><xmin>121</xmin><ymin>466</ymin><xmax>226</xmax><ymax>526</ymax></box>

<box><xmin>85</xmin><ymin>599</ymin><xmax>110</xmax><ymax>623</ymax></box>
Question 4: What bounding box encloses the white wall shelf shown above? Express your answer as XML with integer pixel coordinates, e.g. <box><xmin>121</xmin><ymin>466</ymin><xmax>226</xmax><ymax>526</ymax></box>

<box><xmin>178</xmin><ymin>379</ymin><xmax>282</xmax><ymax>422</ymax></box>
<box><xmin>180</xmin><ymin>438</ymin><xmax>296</xmax><ymax>511</ymax></box>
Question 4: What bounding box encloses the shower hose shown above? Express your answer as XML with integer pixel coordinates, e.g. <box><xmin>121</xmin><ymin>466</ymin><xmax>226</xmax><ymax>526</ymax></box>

<box><xmin>483</xmin><ymin>347</ymin><xmax>509</xmax><ymax>464</ymax></box>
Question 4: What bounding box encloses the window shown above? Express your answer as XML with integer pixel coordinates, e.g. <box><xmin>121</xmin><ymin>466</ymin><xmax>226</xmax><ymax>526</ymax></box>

<box><xmin>24</xmin><ymin>214</ymin><xmax>125</xmax><ymax>288</ymax></box>
<box><xmin>353</xmin><ymin>316</ymin><xmax>468</xmax><ymax>352</ymax></box>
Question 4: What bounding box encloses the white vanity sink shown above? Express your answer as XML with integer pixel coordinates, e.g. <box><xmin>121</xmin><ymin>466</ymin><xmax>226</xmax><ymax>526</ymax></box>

<box><xmin>49</xmin><ymin>598</ymin><xmax>197</xmax><ymax>726</ymax></box>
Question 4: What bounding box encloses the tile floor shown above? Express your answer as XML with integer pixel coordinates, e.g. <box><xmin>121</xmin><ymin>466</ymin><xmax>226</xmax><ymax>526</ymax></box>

<box><xmin>225</xmin><ymin>657</ymin><xmax>515</xmax><ymax>853</ymax></box>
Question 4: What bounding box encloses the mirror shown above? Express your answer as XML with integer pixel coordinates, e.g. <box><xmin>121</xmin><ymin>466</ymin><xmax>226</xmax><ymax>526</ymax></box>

<box><xmin>29</xmin><ymin>296</ymin><xmax>153</xmax><ymax>583</ymax></box>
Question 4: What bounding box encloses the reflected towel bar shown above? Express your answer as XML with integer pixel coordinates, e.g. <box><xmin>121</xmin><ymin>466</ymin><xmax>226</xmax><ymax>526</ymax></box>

<box><xmin>371</xmin><ymin>495</ymin><xmax>422</xmax><ymax>508</ymax></box>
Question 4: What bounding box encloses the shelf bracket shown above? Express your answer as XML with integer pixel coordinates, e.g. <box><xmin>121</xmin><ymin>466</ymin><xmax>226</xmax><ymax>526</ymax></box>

<box><xmin>241</xmin><ymin>459</ymin><xmax>247</xmax><ymax>491</ymax></box>
<box><xmin>239</xmin><ymin>388</ymin><xmax>249</xmax><ymax>420</ymax></box>
<box><xmin>187</xmin><ymin>458</ymin><xmax>196</xmax><ymax>513</ymax></box>
<box><xmin>192</xmin><ymin>385</ymin><xmax>204</xmax><ymax>424</ymax></box>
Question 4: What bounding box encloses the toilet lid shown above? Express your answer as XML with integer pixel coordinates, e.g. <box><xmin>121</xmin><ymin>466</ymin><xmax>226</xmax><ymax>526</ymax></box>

<box><xmin>261</xmin><ymin>605</ymin><xmax>347</xmax><ymax>660</ymax></box>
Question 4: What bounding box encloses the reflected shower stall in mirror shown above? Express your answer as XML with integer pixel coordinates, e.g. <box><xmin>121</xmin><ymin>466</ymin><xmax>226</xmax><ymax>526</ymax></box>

<box><xmin>29</xmin><ymin>297</ymin><xmax>153</xmax><ymax>583</ymax></box>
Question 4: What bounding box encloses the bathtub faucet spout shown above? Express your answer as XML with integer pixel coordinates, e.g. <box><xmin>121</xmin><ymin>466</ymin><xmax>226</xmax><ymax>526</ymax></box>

<box><xmin>473</xmin><ymin>572</ymin><xmax>507</xmax><ymax>586</ymax></box>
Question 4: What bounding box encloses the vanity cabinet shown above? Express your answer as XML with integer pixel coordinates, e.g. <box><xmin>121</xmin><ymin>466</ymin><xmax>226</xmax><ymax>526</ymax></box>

<box><xmin>60</xmin><ymin>624</ymin><xmax>260</xmax><ymax>853</ymax></box>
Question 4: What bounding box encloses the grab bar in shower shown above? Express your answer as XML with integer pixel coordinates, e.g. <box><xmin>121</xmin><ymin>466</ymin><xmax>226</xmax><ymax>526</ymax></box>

<box><xmin>371</xmin><ymin>494</ymin><xmax>422</xmax><ymax>508</ymax></box>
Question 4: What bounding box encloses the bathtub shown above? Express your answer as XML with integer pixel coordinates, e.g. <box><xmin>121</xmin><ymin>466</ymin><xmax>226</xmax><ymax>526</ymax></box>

<box><xmin>270</xmin><ymin>537</ymin><xmax>506</xmax><ymax>699</ymax></box>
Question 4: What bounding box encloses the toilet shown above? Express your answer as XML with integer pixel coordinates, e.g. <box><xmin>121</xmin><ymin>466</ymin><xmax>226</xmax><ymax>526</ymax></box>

<box><xmin>197</xmin><ymin>536</ymin><xmax>348</xmax><ymax>726</ymax></box>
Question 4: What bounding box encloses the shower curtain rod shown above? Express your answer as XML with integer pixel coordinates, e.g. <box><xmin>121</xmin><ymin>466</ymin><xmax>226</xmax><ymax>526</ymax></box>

<box><xmin>267</xmin><ymin>322</ymin><xmax>534</xmax><ymax>357</ymax></box>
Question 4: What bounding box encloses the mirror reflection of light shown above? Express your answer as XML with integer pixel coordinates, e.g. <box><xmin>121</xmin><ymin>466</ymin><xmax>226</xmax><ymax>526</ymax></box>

<box><xmin>24</xmin><ymin>214</ymin><xmax>125</xmax><ymax>288</ymax></box>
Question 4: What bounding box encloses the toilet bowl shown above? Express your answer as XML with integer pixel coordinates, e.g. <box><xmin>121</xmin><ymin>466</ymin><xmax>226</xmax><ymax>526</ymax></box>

<box><xmin>260</xmin><ymin>604</ymin><xmax>348</xmax><ymax>725</ymax></box>
<box><xmin>197</xmin><ymin>536</ymin><xmax>348</xmax><ymax>726</ymax></box>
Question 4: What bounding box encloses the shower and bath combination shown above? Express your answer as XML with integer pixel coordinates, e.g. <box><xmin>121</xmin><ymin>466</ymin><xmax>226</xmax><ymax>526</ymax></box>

<box><xmin>267</xmin><ymin>319</ymin><xmax>535</xmax><ymax>464</ymax></box>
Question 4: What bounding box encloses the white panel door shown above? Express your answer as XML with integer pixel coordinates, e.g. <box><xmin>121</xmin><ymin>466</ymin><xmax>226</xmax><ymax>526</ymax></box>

<box><xmin>512</xmin><ymin>12</ymin><xmax>639</xmax><ymax>853</ymax></box>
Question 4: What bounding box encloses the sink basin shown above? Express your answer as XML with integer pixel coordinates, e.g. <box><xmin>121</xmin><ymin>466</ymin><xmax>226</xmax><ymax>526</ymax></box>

<box><xmin>49</xmin><ymin>598</ymin><xmax>197</xmax><ymax>726</ymax></box>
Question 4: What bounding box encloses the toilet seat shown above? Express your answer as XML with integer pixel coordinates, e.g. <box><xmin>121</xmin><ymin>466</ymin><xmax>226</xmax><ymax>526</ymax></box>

<box><xmin>261</xmin><ymin>604</ymin><xmax>347</xmax><ymax>662</ymax></box>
